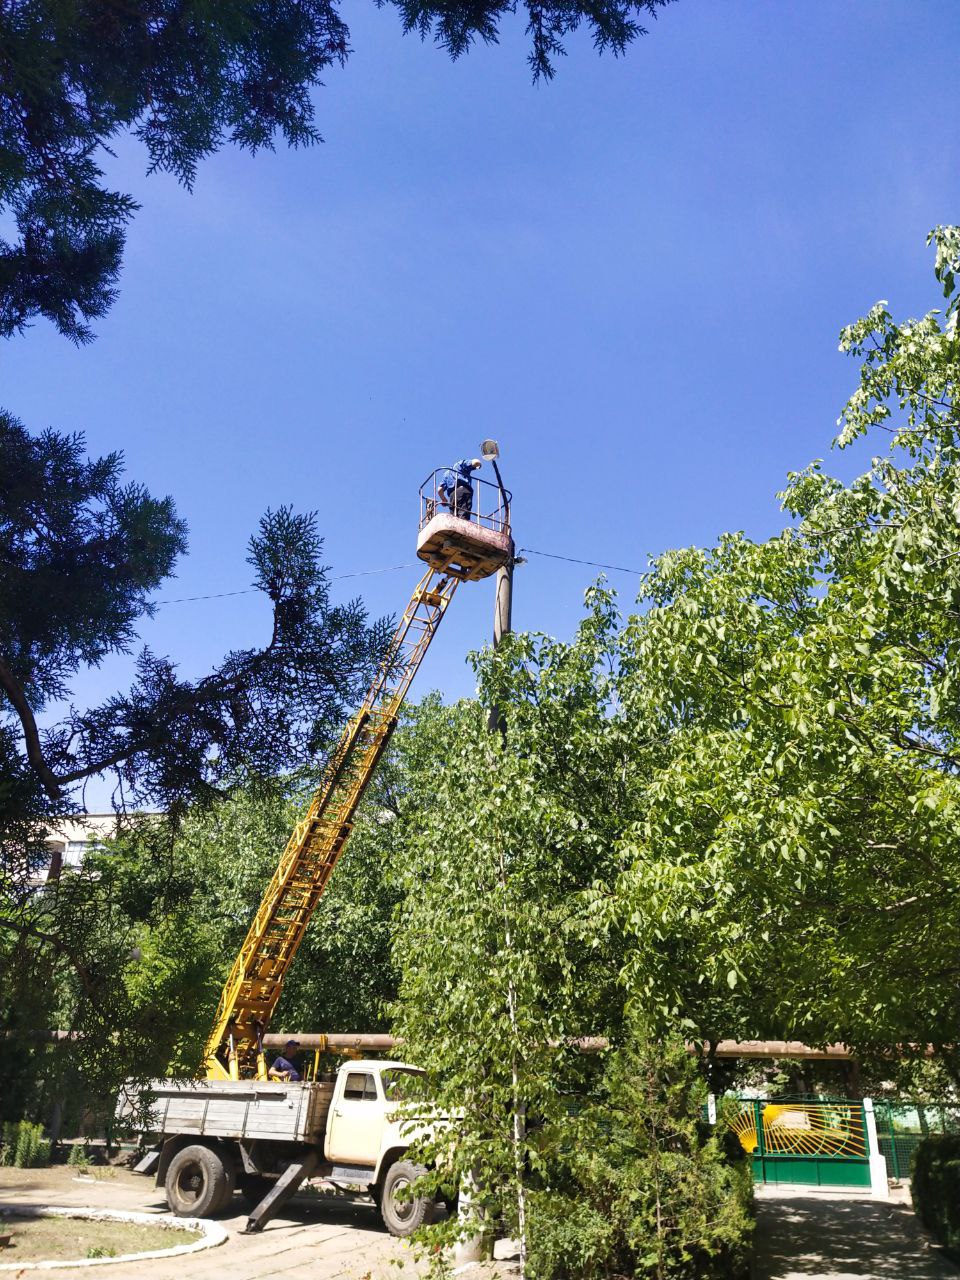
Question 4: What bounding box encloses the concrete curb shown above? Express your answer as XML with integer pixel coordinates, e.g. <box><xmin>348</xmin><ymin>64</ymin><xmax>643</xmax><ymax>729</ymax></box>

<box><xmin>0</xmin><ymin>1204</ymin><xmax>227</xmax><ymax>1270</ymax></box>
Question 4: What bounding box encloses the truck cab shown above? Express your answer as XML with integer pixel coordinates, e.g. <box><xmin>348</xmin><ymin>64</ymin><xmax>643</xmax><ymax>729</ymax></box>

<box><xmin>325</xmin><ymin>1061</ymin><xmax>427</xmax><ymax>1177</ymax></box>
<box><xmin>127</xmin><ymin>1058</ymin><xmax>443</xmax><ymax>1237</ymax></box>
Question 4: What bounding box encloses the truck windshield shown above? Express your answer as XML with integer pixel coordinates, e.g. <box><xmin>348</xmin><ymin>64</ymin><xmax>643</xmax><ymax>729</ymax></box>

<box><xmin>382</xmin><ymin>1068</ymin><xmax>425</xmax><ymax>1101</ymax></box>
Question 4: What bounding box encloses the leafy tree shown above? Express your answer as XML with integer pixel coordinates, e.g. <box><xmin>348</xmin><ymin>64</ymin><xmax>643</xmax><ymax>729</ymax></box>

<box><xmin>388</xmin><ymin>631</ymin><xmax>753</xmax><ymax>1276</ymax></box>
<box><xmin>389</xmin><ymin>630</ymin><xmax>633</xmax><ymax>1267</ymax></box>
<box><xmin>609</xmin><ymin>226</ymin><xmax>960</xmax><ymax>1070</ymax></box>
<box><xmin>0</xmin><ymin>0</ymin><xmax>674</xmax><ymax>342</ymax></box>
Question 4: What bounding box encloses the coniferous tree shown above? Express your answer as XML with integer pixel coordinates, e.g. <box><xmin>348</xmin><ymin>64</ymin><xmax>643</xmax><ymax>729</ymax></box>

<box><xmin>0</xmin><ymin>0</ymin><xmax>674</xmax><ymax>342</ymax></box>
<box><xmin>0</xmin><ymin>412</ymin><xmax>387</xmax><ymax>902</ymax></box>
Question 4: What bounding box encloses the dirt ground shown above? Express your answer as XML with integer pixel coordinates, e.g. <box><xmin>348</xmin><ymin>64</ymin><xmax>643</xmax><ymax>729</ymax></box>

<box><xmin>0</xmin><ymin>1166</ymin><xmax>517</xmax><ymax>1278</ymax></box>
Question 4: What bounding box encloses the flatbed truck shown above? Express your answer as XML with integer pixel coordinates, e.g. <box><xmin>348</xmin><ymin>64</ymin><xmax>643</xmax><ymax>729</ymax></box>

<box><xmin>124</xmin><ymin>1059</ymin><xmax>440</xmax><ymax>1235</ymax></box>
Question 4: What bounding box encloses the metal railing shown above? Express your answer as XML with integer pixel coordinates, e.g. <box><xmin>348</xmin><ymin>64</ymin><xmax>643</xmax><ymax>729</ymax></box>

<box><xmin>874</xmin><ymin>1100</ymin><xmax>960</xmax><ymax>1180</ymax></box>
<box><xmin>419</xmin><ymin>468</ymin><xmax>511</xmax><ymax>536</ymax></box>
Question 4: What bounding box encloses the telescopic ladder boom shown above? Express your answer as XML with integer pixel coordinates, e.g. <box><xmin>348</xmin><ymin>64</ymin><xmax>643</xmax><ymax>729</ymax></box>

<box><xmin>204</xmin><ymin>466</ymin><xmax>512</xmax><ymax>1079</ymax></box>
<box><xmin>204</xmin><ymin>568</ymin><xmax>459</xmax><ymax>1077</ymax></box>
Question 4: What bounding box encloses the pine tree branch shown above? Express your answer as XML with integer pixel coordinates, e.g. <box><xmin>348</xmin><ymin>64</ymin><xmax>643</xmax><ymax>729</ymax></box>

<box><xmin>0</xmin><ymin>916</ymin><xmax>93</xmax><ymax>993</ymax></box>
<box><xmin>0</xmin><ymin>655</ymin><xmax>62</xmax><ymax>800</ymax></box>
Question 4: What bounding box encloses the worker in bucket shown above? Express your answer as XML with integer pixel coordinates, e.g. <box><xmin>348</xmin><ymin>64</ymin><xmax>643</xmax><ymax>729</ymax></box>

<box><xmin>438</xmin><ymin>457</ymin><xmax>482</xmax><ymax>521</ymax></box>
<box><xmin>268</xmin><ymin>1039</ymin><xmax>302</xmax><ymax>1081</ymax></box>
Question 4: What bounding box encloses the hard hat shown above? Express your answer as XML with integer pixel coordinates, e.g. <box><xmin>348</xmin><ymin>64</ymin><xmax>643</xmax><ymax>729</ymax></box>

<box><xmin>470</xmin><ymin>458</ymin><xmax>483</xmax><ymax>468</ymax></box>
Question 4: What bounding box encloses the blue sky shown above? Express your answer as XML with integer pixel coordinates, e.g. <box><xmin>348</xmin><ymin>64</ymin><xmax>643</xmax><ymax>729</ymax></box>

<box><xmin>3</xmin><ymin>0</ymin><xmax>958</xmax><ymax>805</ymax></box>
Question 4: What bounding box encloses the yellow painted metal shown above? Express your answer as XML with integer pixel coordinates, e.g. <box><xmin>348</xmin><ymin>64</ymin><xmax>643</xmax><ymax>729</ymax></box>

<box><xmin>203</xmin><ymin>567</ymin><xmax>460</xmax><ymax>1077</ymax></box>
<box><xmin>732</xmin><ymin>1101</ymin><xmax>867</xmax><ymax>1158</ymax></box>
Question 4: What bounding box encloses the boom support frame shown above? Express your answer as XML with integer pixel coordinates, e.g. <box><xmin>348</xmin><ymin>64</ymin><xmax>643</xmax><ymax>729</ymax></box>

<box><xmin>204</xmin><ymin>567</ymin><xmax>460</xmax><ymax>1078</ymax></box>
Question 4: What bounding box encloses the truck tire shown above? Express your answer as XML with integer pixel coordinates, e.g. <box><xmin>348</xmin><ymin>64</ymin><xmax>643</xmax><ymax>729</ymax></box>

<box><xmin>165</xmin><ymin>1144</ymin><xmax>235</xmax><ymax>1217</ymax></box>
<box><xmin>379</xmin><ymin>1159</ymin><xmax>432</xmax><ymax>1237</ymax></box>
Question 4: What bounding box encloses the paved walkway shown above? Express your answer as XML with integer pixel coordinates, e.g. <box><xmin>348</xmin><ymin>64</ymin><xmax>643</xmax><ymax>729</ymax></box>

<box><xmin>0</xmin><ymin>1166</ymin><xmax>425</xmax><ymax>1279</ymax></box>
<box><xmin>0</xmin><ymin>1166</ymin><xmax>517</xmax><ymax>1279</ymax></box>
<box><xmin>7</xmin><ymin>1167</ymin><xmax>958</xmax><ymax>1279</ymax></box>
<box><xmin>754</xmin><ymin>1187</ymin><xmax>960</xmax><ymax>1280</ymax></box>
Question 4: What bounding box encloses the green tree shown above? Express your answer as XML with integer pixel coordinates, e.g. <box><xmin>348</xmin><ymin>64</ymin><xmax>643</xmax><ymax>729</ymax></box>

<box><xmin>388</xmin><ymin>233</ymin><xmax>960</xmax><ymax>1264</ymax></box>
<box><xmin>0</xmin><ymin>416</ymin><xmax>385</xmax><ymax>846</ymax></box>
<box><xmin>431</xmin><ymin>226</ymin><xmax>960</xmax><ymax>1077</ymax></box>
<box><xmin>387</xmin><ymin>619</ymin><xmax>753</xmax><ymax>1275</ymax></box>
<box><xmin>0</xmin><ymin>0</ymin><xmax>674</xmax><ymax>342</ymax></box>
<box><xmin>609</xmin><ymin>227</ymin><xmax>960</xmax><ymax>1069</ymax></box>
<box><xmin>389</xmin><ymin>617</ymin><xmax>633</xmax><ymax>1265</ymax></box>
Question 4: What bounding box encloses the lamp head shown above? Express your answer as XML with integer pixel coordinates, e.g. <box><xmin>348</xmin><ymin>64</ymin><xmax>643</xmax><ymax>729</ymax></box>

<box><xmin>480</xmin><ymin>439</ymin><xmax>500</xmax><ymax>461</ymax></box>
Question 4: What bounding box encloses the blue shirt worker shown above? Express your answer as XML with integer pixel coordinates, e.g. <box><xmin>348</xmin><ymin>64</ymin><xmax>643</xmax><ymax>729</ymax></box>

<box><xmin>268</xmin><ymin>1039</ymin><xmax>302</xmax><ymax>1081</ymax></box>
<box><xmin>438</xmin><ymin>458</ymin><xmax>482</xmax><ymax>521</ymax></box>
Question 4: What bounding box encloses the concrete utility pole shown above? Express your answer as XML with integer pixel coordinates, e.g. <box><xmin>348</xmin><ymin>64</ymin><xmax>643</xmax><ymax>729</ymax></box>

<box><xmin>487</xmin><ymin>558</ymin><xmax>513</xmax><ymax>736</ymax></box>
<box><xmin>456</xmin><ymin>438</ymin><xmax>520</xmax><ymax>1270</ymax></box>
<box><xmin>483</xmin><ymin>439</ymin><xmax>514</xmax><ymax>734</ymax></box>
<box><xmin>492</xmin><ymin>557</ymin><xmax>513</xmax><ymax>648</ymax></box>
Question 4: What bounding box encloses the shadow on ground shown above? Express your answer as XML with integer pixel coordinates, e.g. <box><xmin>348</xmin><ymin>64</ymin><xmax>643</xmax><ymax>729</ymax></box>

<box><xmin>754</xmin><ymin>1194</ymin><xmax>959</xmax><ymax>1280</ymax></box>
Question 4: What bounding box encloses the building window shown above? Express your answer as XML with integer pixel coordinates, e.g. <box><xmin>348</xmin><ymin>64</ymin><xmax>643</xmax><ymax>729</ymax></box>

<box><xmin>65</xmin><ymin>840</ymin><xmax>89</xmax><ymax>867</ymax></box>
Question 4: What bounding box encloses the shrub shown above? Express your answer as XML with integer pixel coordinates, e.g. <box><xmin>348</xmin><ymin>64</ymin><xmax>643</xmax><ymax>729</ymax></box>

<box><xmin>68</xmin><ymin>1141</ymin><xmax>91</xmax><ymax>1170</ymax></box>
<box><xmin>0</xmin><ymin>1121</ymin><xmax>50</xmax><ymax>1168</ymax></box>
<box><xmin>912</xmin><ymin>1135</ymin><xmax>960</xmax><ymax>1260</ymax></box>
<box><xmin>525</xmin><ymin>1032</ymin><xmax>754</xmax><ymax>1280</ymax></box>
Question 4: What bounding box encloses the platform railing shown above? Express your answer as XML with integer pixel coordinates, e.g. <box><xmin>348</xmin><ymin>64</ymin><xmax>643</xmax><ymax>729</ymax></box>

<box><xmin>419</xmin><ymin>468</ymin><xmax>511</xmax><ymax>537</ymax></box>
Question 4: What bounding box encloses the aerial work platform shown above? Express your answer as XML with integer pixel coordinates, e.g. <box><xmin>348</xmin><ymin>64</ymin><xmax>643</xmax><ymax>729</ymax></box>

<box><xmin>203</xmin><ymin>456</ymin><xmax>513</xmax><ymax>1079</ymax></box>
<box><xmin>417</xmin><ymin>469</ymin><xmax>513</xmax><ymax>580</ymax></box>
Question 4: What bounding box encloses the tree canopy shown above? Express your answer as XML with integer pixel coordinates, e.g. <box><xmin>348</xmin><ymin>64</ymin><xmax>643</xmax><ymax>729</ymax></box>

<box><xmin>392</xmin><ymin>225</ymin><xmax>960</xmax><ymax>1108</ymax></box>
<box><xmin>0</xmin><ymin>412</ymin><xmax>387</xmax><ymax>903</ymax></box>
<box><xmin>0</xmin><ymin>0</ymin><xmax>674</xmax><ymax>342</ymax></box>
<box><xmin>377</xmin><ymin>227</ymin><xmax>960</xmax><ymax>1271</ymax></box>
<box><xmin>0</xmin><ymin>701</ymin><xmax>429</xmax><ymax>1129</ymax></box>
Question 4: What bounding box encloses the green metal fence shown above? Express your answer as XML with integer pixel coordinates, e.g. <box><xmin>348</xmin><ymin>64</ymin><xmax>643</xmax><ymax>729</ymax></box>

<box><xmin>873</xmin><ymin>1101</ymin><xmax>960</xmax><ymax>1181</ymax></box>
<box><xmin>730</xmin><ymin>1097</ymin><xmax>870</xmax><ymax>1188</ymax></box>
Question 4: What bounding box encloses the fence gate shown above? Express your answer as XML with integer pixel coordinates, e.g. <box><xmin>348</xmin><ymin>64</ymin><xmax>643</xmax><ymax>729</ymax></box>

<box><xmin>731</xmin><ymin>1099</ymin><xmax>871</xmax><ymax>1189</ymax></box>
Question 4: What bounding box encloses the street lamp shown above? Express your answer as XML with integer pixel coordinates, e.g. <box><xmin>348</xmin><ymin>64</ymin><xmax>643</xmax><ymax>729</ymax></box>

<box><xmin>479</xmin><ymin>438</ymin><xmax>509</xmax><ymax>528</ymax></box>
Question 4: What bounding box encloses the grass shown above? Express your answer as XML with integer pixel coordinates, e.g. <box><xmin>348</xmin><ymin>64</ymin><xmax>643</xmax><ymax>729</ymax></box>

<box><xmin>0</xmin><ymin>1213</ymin><xmax>200</xmax><ymax>1262</ymax></box>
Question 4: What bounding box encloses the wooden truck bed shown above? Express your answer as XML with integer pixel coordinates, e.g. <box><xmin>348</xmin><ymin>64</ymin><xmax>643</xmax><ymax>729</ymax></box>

<box><xmin>121</xmin><ymin>1079</ymin><xmax>334</xmax><ymax>1144</ymax></box>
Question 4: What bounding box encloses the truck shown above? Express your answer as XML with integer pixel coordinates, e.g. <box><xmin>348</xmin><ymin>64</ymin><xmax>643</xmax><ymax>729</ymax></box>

<box><xmin>125</xmin><ymin>1059</ymin><xmax>442</xmax><ymax>1235</ymax></box>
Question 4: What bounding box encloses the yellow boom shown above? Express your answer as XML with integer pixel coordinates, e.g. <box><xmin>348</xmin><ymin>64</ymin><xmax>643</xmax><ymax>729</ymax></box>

<box><xmin>204</xmin><ymin>568</ymin><xmax>459</xmax><ymax>1078</ymax></box>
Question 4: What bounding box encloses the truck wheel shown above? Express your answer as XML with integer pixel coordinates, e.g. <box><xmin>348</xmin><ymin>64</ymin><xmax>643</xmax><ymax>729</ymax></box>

<box><xmin>165</xmin><ymin>1144</ymin><xmax>235</xmax><ymax>1217</ymax></box>
<box><xmin>379</xmin><ymin>1159</ymin><xmax>431</xmax><ymax>1237</ymax></box>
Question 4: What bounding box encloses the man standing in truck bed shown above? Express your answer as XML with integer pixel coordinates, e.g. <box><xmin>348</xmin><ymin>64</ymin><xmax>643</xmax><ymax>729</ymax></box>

<box><xmin>268</xmin><ymin>1039</ymin><xmax>302</xmax><ymax>1081</ymax></box>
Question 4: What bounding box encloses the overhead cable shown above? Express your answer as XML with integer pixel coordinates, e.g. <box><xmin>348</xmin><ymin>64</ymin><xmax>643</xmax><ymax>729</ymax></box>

<box><xmin>156</xmin><ymin>562</ymin><xmax>419</xmax><ymax>605</ymax></box>
<box><xmin>154</xmin><ymin>546</ymin><xmax>643</xmax><ymax>608</ymax></box>
<box><xmin>518</xmin><ymin>546</ymin><xmax>644</xmax><ymax>576</ymax></box>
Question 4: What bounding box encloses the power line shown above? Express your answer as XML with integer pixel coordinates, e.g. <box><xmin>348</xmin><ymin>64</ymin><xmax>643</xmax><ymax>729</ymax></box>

<box><xmin>154</xmin><ymin>545</ymin><xmax>642</xmax><ymax>607</ymax></box>
<box><xmin>156</xmin><ymin>588</ymin><xmax>257</xmax><ymax>605</ymax></box>
<box><xmin>518</xmin><ymin>546</ymin><xmax>644</xmax><ymax>576</ymax></box>
<box><xmin>155</xmin><ymin>562</ymin><xmax>419</xmax><ymax>606</ymax></box>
